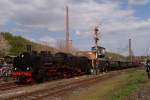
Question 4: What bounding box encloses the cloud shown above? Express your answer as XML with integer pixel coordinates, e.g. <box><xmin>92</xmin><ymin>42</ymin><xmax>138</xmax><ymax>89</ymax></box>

<box><xmin>2</xmin><ymin>0</ymin><xmax>119</xmax><ymax>32</ymax></box>
<box><xmin>128</xmin><ymin>0</ymin><xmax>150</xmax><ymax>5</ymax></box>
<box><xmin>38</xmin><ymin>36</ymin><xmax>57</xmax><ymax>47</ymax></box>
<box><xmin>0</xmin><ymin>1</ymin><xmax>12</xmax><ymax>25</ymax></box>
<box><xmin>0</xmin><ymin>0</ymin><xmax>149</xmax><ymax>55</ymax></box>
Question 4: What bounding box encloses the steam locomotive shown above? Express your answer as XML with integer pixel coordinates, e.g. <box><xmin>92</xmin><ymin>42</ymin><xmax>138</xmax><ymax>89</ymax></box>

<box><xmin>12</xmin><ymin>51</ymin><xmax>92</xmax><ymax>83</ymax></box>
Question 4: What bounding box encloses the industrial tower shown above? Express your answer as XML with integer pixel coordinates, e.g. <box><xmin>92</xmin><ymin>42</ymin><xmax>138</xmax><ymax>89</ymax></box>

<box><xmin>65</xmin><ymin>6</ymin><xmax>70</xmax><ymax>52</ymax></box>
<box><xmin>129</xmin><ymin>38</ymin><xmax>134</xmax><ymax>61</ymax></box>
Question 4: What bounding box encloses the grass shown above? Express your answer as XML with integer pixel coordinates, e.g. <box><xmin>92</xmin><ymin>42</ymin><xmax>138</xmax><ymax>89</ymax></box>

<box><xmin>63</xmin><ymin>68</ymin><xmax>147</xmax><ymax>100</ymax></box>
<box><xmin>110</xmin><ymin>70</ymin><xmax>146</xmax><ymax>100</ymax></box>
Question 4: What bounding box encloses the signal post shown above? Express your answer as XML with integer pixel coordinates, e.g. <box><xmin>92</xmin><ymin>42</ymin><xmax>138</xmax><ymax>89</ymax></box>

<box><xmin>91</xmin><ymin>26</ymin><xmax>106</xmax><ymax>75</ymax></box>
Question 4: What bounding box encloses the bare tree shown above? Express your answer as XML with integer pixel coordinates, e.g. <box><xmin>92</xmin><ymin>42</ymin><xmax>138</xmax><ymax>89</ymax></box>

<box><xmin>0</xmin><ymin>34</ymin><xmax>10</xmax><ymax>57</ymax></box>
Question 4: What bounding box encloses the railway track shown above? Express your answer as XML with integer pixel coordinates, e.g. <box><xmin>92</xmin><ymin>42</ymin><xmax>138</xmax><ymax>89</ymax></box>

<box><xmin>0</xmin><ymin>81</ymin><xmax>31</xmax><ymax>92</ymax></box>
<box><xmin>9</xmin><ymin>71</ymin><xmax>121</xmax><ymax>100</ymax></box>
<box><xmin>0</xmin><ymin>68</ymin><xmax>141</xmax><ymax>100</ymax></box>
<box><xmin>0</xmin><ymin>82</ymin><xmax>18</xmax><ymax>91</ymax></box>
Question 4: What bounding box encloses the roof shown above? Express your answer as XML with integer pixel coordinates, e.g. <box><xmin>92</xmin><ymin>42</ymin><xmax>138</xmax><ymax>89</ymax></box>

<box><xmin>91</xmin><ymin>46</ymin><xmax>105</xmax><ymax>49</ymax></box>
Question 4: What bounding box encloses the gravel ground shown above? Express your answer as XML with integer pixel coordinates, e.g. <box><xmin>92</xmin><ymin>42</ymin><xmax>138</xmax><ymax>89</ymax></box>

<box><xmin>0</xmin><ymin>74</ymin><xmax>104</xmax><ymax>99</ymax></box>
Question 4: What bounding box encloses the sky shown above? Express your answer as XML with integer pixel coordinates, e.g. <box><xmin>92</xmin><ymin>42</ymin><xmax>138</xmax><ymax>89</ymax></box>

<box><xmin>0</xmin><ymin>0</ymin><xmax>150</xmax><ymax>56</ymax></box>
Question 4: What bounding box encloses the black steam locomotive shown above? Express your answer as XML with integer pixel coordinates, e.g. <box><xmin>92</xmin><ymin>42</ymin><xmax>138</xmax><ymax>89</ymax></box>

<box><xmin>12</xmin><ymin>51</ymin><xmax>92</xmax><ymax>83</ymax></box>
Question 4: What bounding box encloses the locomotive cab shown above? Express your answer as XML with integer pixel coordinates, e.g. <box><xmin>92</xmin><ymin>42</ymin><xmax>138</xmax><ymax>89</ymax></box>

<box><xmin>91</xmin><ymin>46</ymin><xmax>106</xmax><ymax>58</ymax></box>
